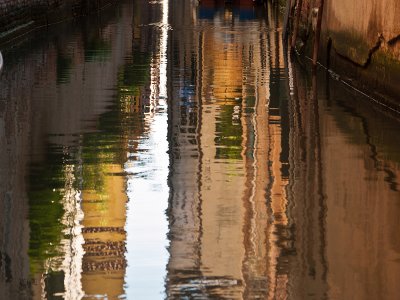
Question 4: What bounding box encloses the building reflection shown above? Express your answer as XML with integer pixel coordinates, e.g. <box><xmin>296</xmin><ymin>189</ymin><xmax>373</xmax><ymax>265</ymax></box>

<box><xmin>0</xmin><ymin>0</ymin><xmax>400</xmax><ymax>299</ymax></box>
<box><xmin>167</xmin><ymin>1</ymin><xmax>400</xmax><ymax>299</ymax></box>
<box><xmin>167</xmin><ymin>1</ymin><xmax>293</xmax><ymax>298</ymax></box>
<box><xmin>80</xmin><ymin>162</ymin><xmax>127</xmax><ymax>298</ymax></box>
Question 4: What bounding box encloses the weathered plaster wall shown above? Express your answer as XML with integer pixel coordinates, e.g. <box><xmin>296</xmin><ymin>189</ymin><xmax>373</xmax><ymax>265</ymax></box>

<box><xmin>323</xmin><ymin>0</ymin><xmax>400</xmax><ymax>62</ymax></box>
<box><xmin>0</xmin><ymin>0</ymin><xmax>115</xmax><ymax>43</ymax></box>
<box><xmin>293</xmin><ymin>0</ymin><xmax>400</xmax><ymax>108</ymax></box>
<box><xmin>322</xmin><ymin>0</ymin><xmax>400</xmax><ymax>104</ymax></box>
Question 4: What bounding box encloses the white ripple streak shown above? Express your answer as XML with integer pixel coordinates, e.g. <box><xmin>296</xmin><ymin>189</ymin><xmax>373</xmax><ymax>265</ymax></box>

<box><xmin>124</xmin><ymin>0</ymin><xmax>170</xmax><ymax>299</ymax></box>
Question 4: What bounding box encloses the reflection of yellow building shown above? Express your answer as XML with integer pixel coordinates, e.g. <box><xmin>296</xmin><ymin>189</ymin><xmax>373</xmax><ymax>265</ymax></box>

<box><xmin>81</xmin><ymin>164</ymin><xmax>127</xmax><ymax>298</ymax></box>
<box><xmin>202</xmin><ymin>30</ymin><xmax>243</xmax><ymax>100</ymax></box>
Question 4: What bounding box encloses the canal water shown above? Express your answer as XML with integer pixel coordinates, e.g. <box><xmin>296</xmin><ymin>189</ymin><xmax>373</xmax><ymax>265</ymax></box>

<box><xmin>0</xmin><ymin>0</ymin><xmax>400</xmax><ymax>299</ymax></box>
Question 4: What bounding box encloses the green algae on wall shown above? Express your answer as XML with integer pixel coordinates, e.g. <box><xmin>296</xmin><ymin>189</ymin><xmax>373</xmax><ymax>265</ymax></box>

<box><xmin>291</xmin><ymin>0</ymin><xmax>400</xmax><ymax>108</ymax></box>
<box><xmin>321</xmin><ymin>29</ymin><xmax>400</xmax><ymax>106</ymax></box>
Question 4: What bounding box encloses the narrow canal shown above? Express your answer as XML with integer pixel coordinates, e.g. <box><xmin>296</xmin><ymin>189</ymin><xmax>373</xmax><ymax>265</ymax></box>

<box><xmin>0</xmin><ymin>0</ymin><xmax>400</xmax><ymax>299</ymax></box>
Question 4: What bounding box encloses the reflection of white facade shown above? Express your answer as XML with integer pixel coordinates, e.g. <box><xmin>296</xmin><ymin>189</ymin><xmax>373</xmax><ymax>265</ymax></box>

<box><xmin>148</xmin><ymin>0</ymin><xmax>169</xmax><ymax>117</ymax></box>
<box><xmin>37</xmin><ymin>163</ymin><xmax>85</xmax><ymax>300</ymax></box>
<box><xmin>58</xmin><ymin>165</ymin><xmax>85</xmax><ymax>300</ymax></box>
<box><xmin>125</xmin><ymin>0</ymin><xmax>171</xmax><ymax>298</ymax></box>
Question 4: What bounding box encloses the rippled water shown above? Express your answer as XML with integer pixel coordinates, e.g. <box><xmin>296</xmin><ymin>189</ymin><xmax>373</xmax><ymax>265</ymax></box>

<box><xmin>0</xmin><ymin>0</ymin><xmax>400</xmax><ymax>299</ymax></box>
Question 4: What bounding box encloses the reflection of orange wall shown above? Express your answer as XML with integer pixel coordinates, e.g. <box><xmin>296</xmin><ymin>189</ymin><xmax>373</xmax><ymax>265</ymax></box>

<box><xmin>199</xmin><ymin>23</ymin><xmax>246</xmax><ymax>297</ymax></box>
<box><xmin>265</xmin><ymin>19</ymin><xmax>290</xmax><ymax>299</ymax></box>
<box><xmin>82</xmin><ymin>165</ymin><xmax>127</xmax><ymax>229</ymax></box>
<box><xmin>267</xmin><ymin>117</ymin><xmax>290</xmax><ymax>300</ymax></box>
<box><xmin>202</xmin><ymin>30</ymin><xmax>243</xmax><ymax>101</ymax></box>
<box><xmin>197</xmin><ymin>7</ymin><xmax>291</xmax><ymax>298</ymax></box>
<box><xmin>82</xmin><ymin>164</ymin><xmax>127</xmax><ymax>298</ymax></box>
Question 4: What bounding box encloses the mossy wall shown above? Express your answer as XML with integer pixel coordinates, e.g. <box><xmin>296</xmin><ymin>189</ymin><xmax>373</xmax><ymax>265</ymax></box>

<box><xmin>292</xmin><ymin>0</ymin><xmax>400</xmax><ymax>109</ymax></box>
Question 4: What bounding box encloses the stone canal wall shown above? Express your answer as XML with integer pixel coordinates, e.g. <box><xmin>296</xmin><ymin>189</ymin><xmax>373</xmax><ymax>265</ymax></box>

<box><xmin>0</xmin><ymin>0</ymin><xmax>115</xmax><ymax>43</ymax></box>
<box><xmin>291</xmin><ymin>0</ymin><xmax>400</xmax><ymax>110</ymax></box>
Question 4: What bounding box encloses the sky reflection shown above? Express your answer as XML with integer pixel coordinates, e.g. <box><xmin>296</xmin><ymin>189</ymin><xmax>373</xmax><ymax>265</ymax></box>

<box><xmin>125</xmin><ymin>0</ymin><xmax>170</xmax><ymax>298</ymax></box>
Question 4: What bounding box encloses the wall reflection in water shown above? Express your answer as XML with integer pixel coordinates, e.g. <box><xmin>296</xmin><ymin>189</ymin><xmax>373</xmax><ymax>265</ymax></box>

<box><xmin>167</xmin><ymin>2</ymin><xmax>292</xmax><ymax>298</ymax></box>
<box><xmin>0</xmin><ymin>0</ymin><xmax>399</xmax><ymax>299</ymax></box>
<box><xmin>166</xmin><ymin>1</ymin><xmax>400</xmax><ymax>300</ymax></box>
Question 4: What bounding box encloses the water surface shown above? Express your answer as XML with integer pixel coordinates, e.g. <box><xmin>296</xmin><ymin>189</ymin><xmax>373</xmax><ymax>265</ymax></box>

<box><xmin>0</xmin><ymin>1</ymin><xmax>399</xmax><ymax>299</ymax></box>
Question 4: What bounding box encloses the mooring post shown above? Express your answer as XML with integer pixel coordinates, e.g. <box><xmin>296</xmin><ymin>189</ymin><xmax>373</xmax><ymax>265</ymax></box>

<box><xmin>312</xmin><ymin>0</ymin><xmax>325</xmax><ymax>67</ymax></box>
